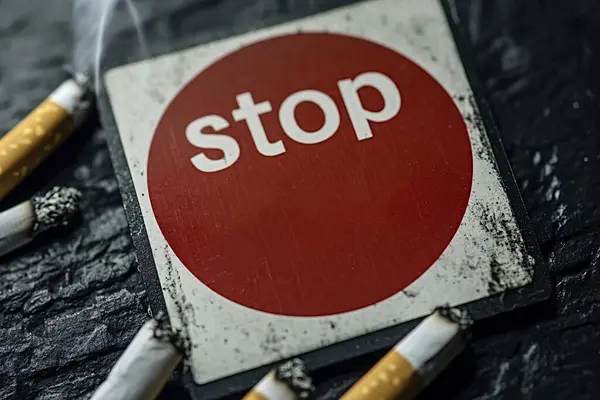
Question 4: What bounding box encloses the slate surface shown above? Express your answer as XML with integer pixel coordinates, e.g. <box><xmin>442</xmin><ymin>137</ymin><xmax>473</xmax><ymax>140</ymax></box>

<box><xmin>0</xmin><ymin>0</ymin><xmax>599</xmax><ymax>399</ymax></box>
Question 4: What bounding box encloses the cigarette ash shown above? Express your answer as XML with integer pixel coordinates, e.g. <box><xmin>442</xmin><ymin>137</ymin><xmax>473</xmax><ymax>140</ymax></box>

<box><xmin>275</xmin><ymin>358</ymin><xmax>315</xmax><ymax>400</ymax></box>
<box><xmin>457</xmin><ymin>95</ymin><xmax>534</xmax><ymax>294</ymax></box>
<box><xmin>152</xmin><ymin>312</ymin><xmax>188</xmax><ymax>355</ymax></box>
<box><xmin>260</xmin><ymin>322</ymin><xmax>287</xmax><ymax>356</ymax></box>
<box><xmin>435</xmin><ymin>305</ymin><xmax>473</xmax><ymax>333</ymax></box>
<box><xmin>159</xmin><ymin>245</ymin><xmax>193</xmax><ymax>359</ymax></box>
<box><xmin>31</xmin><ymin>186</ymin><xmax>82</xmax><ymax>235</ymax></box>
<box><xmin>461</xmin><ymin>95</ymin><xmax>498</xmax><ymax>173</ymax></box>
<box><xmin>473</xmin><ymin>201</ymin><xmax>533</xmax><ymax>294</ymax></box>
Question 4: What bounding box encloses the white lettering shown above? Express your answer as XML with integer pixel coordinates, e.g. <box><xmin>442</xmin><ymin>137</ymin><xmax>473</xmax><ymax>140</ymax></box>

<box><xmin>338</xmin><ymin>72</ymin><xmax>401</xmax><ymax>141</ymax></box>
<box><xmin>186</xmin><ymin>115</ymin><xmax>240</xmax><ymax>173</ymax></box>
<box><xmin>232</xmin><ymin>92</ymin><xmax>285</xmax><ymax>156</ymax></box>
<box><xmin>279</xmin><ymin>90</ymin><xmax>340</xmax><ymax>144</ymax></box>
<box><xmin>188</xmin><ymin>72</ymin><xmax>402</xmax><ymax>172</ymax></box>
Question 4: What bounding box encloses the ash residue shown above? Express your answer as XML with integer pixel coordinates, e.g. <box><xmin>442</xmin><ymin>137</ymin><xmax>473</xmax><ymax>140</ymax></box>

<box><xmin>153</xmin><ymin>312</ymin><xmax>188</xmax><ymax>355</ymax></box>
<box><xmin>464</xmin><ymin>94</ymin><xmax>501</xmax><ymax>176</ymax></box>
<box><xmin>275</xmin><ymin>358</ymin><xmax>315</xmax><ymax>400</ymax></box>
<box><xmin>436</xmin><ymin>305</ymin><xmax>474</xmax><ymax>332</ymax></box>
<box><xmin>31</xmin><ymin>186</ymin><xmax>82</xmax><ymax>235</ymax></box>
<box><xmin>160</xmin><ymin>246</ymin><xmax>192</xmax><ymax>359</ymax></box>
<box><xmin>473</xmin><ymin>201</ymin><xmax>534</xmax><ymax>294</ymax></box>
<box><xmin>260</xmin><ymin>322</ymin><xmax>286</xmax><ymax>355</ymax></box>
<box><xmin>456</xmin><ymin>93</ymin><xmax>534</xmax><ymax>294</ymax></box>
<box><xmin>488</xmin><ymin>258</ymin><xmax>504</xmax><ymax>293</ymax></box>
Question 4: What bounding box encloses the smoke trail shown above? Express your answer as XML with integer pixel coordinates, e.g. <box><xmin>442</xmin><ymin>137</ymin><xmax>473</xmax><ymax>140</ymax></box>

<box><xmin>94</xmin><ymin>0</ymin><xmax>119</xmax><ymax>94</ymax></box>
<box><xmin>72</xmin><ymin>0</ymin><xmax>150</xmax><ymax>94</ymax></box>
<box><xmin>124</xmin><ymin>0</ymin><xmax>151</xmax><ymax>60</ymax></box>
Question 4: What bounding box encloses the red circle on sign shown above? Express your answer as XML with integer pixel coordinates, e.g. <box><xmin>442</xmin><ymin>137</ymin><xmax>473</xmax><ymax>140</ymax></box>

<box><xmin>148</xmin><ymin>33</ymin><xmax>472</xmax><ymax>316</ymax></box>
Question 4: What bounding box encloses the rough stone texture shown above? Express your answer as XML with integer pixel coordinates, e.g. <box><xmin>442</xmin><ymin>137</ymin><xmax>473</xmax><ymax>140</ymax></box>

<box><xmin>1</xmin><ymin>0</ymin><xmax>599</xmax><ymax>399</ymax></box>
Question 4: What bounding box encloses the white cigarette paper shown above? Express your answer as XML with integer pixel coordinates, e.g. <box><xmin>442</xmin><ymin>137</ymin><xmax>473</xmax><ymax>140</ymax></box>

<box><xmin>0</xmin><ymin>200</ymin><xmax>35</xmax><ymax>257</ymax></box>
<box><xmin>243</xmin><ymin>358</ymin><xmax>314</xmax><ymax>400</ymax></box>
<box><xmin>396</xmin><ymin>308</ymin><xmax>468</xmax><ymax>384</ymax></box>
<box><xmin>243</xmin><ymin>370</ymin><xmax>299</xmax><ymax>400</ymax></box>
<box><xmin>341</xmin><ymin>307</ymin><xmax>471</xmax><ymax>400</ymax></box>
<box><xmin>90</xmin><ymin>319</ymin><xmax>183</xmax><ymax>400</ymax></box>
<box><xmin>0</xmin><ymin>187</ymin><xmax>81</xmax><ymax>258</ymax></box>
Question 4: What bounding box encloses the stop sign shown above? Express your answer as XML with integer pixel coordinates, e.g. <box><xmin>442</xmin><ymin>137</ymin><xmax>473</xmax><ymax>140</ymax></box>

<box><xmin>147</xmin><ymin>32</ymin><xmax>472</xmax><ymax>316</ymax></box>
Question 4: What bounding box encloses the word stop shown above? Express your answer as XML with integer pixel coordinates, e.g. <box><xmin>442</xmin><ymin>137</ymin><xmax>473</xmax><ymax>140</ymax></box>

<box><xmin>185</xmin><ymin>71</ymin><xmax>401</xmax><ymax>172</ymax></box>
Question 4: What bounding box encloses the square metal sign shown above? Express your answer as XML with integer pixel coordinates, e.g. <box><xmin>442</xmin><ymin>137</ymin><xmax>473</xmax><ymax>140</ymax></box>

<box><xmin>103</xmin><ymin>0</ymin><xmax>548</xmax><ymax>397</ymax></box>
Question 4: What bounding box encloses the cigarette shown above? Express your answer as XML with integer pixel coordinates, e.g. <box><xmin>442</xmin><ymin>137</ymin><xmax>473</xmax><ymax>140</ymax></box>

<box><xmin>0</xmin><ymin>186</ymin><xmax>82</xmax><ymax>257</ymax></box>
<box><xmin>243</xmin><ymin>358</ymin><xmax>315</xmax><ymax>400</ymax></box>
<box><xmin>90</xmin><ymin>319</ymin><xmax>184</xmax><ymax>400</ymax></box>
<box><xmin>0</xmin><ymin>76</ymin><xmax>92</xmax><ymax>200</ymax></box>
<box><xmin>340</xmin><ymin>307</ymin><xmax>473</xmax><ymax>400</ymax></box>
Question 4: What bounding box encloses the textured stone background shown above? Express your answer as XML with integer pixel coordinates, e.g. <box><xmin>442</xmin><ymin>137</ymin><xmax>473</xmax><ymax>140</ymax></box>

<box><xmin>1</xmin><ymin>0</ymin><xmax>599</xmax><ymax>399</ymax></box>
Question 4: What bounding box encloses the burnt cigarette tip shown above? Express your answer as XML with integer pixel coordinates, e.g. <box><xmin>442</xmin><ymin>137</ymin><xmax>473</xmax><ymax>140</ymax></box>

<box><xmin>435</xmin><ymin>305</ymin><xmax>473</xmax><ymax>332</ymax></box>
<box><xmin>31</xmin><ymin>186</ymin><xmax>82</xmax><ymax>235</ymax></box>
<box><xmin>73</xmin><ymin>74</ymin><xmax>94</xmax><ymax>98</ymax></box>
<box><xmin>275</xmin><ymin>358</ymin><xmax>315</xmax><ymax>399</ymax></box>
<box><xmin>152</xmin><ymin>313</ymin><xmax>189</xmax><ymax>356</ymax></box>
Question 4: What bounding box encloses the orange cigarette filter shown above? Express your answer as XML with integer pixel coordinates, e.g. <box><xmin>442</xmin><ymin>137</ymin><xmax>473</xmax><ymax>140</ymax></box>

<box><xmin>341</xmin><ymin>307</ymin><xmax>471</xmax><ymax>400</ymax></box>
<box><xmin>242</xmin><ymin>392</ymin><xmax>268</xmax><ymax>400</ymax></box>
<box><xmin>242</xmin><ymin>370</ymin><xmax>300</xmax><ymax>400</ymax></box>
<box><xmin>340</xmin><ymin>350</ymin><xmax>423</xmax><ymax>400</ymax></box>
<box><xmin>0</xmin><ymin>78</ymin><xmax>91</xmax><ymax>200</ymax></box>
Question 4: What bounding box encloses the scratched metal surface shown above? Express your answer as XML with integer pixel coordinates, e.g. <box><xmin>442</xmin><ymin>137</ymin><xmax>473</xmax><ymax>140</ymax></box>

<box><xmin>0</xmin><ymin>0</ymin><xmax>599</xmax><ymax>399</ymax></box>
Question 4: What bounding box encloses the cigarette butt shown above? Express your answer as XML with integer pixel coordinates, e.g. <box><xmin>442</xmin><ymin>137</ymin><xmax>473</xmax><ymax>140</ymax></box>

<box><xmin>0</xmin><ymin>186</ymin><xmax>81</xmax><ymax>257</ymax></box>
<box><xmin>340</xmin><ymin>350</ymin><xmax>422</xmax><ymax>400</ymax></box>
<box><xmin>243</xmin><ymin>358</ymin><xmax>315</xmax><ymax>400</ymax></box>
<box><xmin>243</xmin><ymin>370</ymin><xmax>298</xmax><ymax>400</ymax></box>
<box><xmin>0</xmin><ymin>79</ymin><xmax>91</xmax><ymax>200</ymax></box>
<box><xmin>341</xmin><ymin>307</ymin><xmax>472</xmax><ymax>400</ymax></box>
<box><xmin>90</xmin><ymin>319</ymin><xmax>183</xmax><ymax>400</ymax></box>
